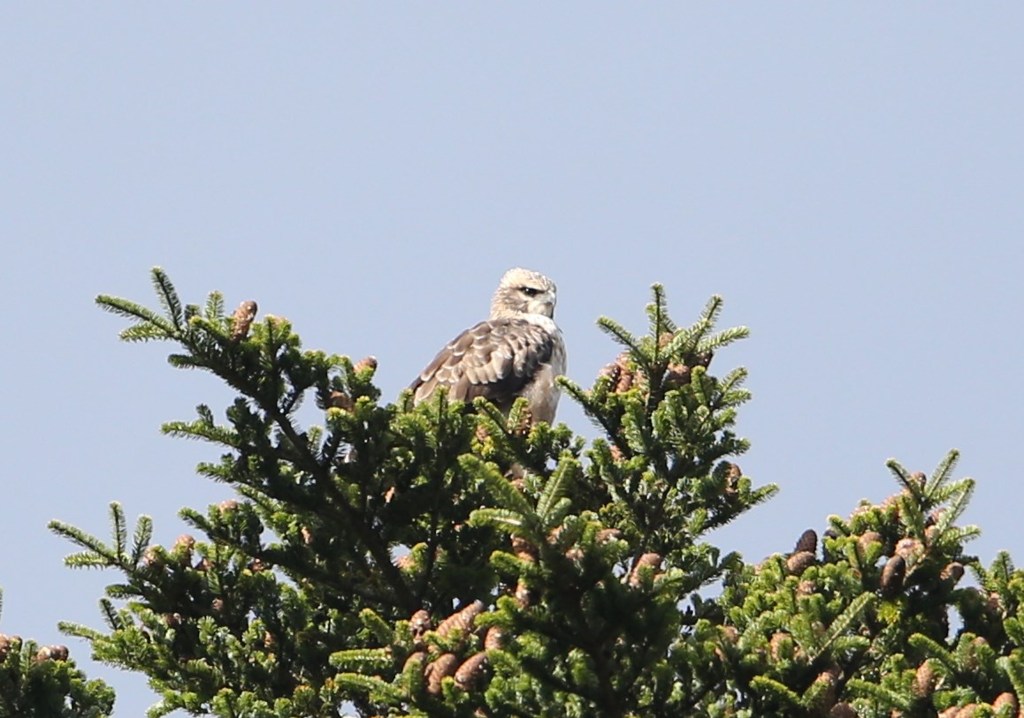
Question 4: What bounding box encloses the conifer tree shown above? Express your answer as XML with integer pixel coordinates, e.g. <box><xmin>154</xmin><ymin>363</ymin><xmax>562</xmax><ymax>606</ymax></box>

<box><xmin>0</xmin><ymin>588</ymin><xmax>115</xmax><ymax>717</ymax></box>
<box><xmin>45</xmin><ymin>268</ymin><xmax>1024</xmax><ymax>717</ymax></box>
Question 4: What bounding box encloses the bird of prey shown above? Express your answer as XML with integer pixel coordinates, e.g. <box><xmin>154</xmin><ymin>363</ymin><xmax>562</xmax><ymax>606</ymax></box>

<box><xmin>410</xmin><ymin>267</ymin><xmax>567</xmax><ymax>425</ymax></box>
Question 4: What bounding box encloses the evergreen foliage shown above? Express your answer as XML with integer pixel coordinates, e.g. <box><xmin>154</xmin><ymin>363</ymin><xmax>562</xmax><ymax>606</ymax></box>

<box><xmin>0</xmin><ymin>588</ymin><xmax>115</xmax><ymax>717</ymax></box>
<box><xmin>33</xmin><ymin>267</ymin><xmax>1024</xmax><ymax>717</ymax></box>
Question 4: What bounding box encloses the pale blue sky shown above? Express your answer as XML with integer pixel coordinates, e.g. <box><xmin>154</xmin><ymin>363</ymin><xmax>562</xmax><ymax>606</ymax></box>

<box><xmin>3</xmin><ymin>5</ymin><xmax>1023</xmax><ymax>715</ymax></box>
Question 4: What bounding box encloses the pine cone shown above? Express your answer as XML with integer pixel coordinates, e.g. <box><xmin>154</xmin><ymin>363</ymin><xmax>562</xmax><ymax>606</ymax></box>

<box><xmin>719</xmin><ymin>626</ymin><xmax>739</xmax><ymax>645</ymax></box>
<box><xmin>514</xmin><ymin>579</ymin><xmax>534</xmax><ymax>607</ymax></box>
<box><xmin>230</xmin><ymin>300</ymin><xmax>258</xmax><ymax>342</ymax></box>
<box><xmin>511</xmin><ymin>407</ymin><xmax>534</xmax><ymax>436</ymax></box>
<box><xmin>454</xmin><ymin>651</ymin><xmax>488</xmax><ymax>691</ymax></box>
<box><xmin>786</xmin><ymin>551</ymin><xmax>816</xmax><ymax>576</ymax></box>
<box><xmin>662</xmin><ymin>363</ymin><xmax>691</xmax><ymax>389</ymax></box>
<box><xmin>597</xmin><ymin>358</ymin><xmax>621</xmax><ymax>385</ymax></box>
<box><xmin>609</xmin><ymin>353</ymin><xmax>636</xmax><ymax>394</ymax></box>
<box><xmin>141</xmin><ymin>546</ymin><xmax>164</xmax><ymax>569</ymax></box>
<box><xmin>895</xmin><ymin>537</ymin><xmax>924</xmax><ymax>564</ymax></box>
<box><xmin>318</xmin><ymin>389</ymin><xmax>354</xmax><ymax>411</ymax></box>
<box><xmin>474</xmin><ymin>424</ymin><xmax>492</xmax><ymax>446</ymax></box>
<box><xmin>880</xmin><ymin>555</ymin><xmax>906</xmax><ymax>597</ymax></box>
<box><xmin>808</xmin><ymin>669</ymin><xmax>838</xmax><ymax>713</ymax></box>
<box><xmin>724</xmin><ymin>463</ymin><xmax>742</xmax><ymax>495</ymax></box>
<box><xmin>821</xmin><ymin>528</ymin><xmax>839</xmax><ymax>563</ymax></box>
<box><xmin>403</xmin><ymin>650</ymin><xmax>426</xmax><ymax>674</ymax></box>
<box><xmin>511</xmin><ymin>536</ymin><xmax>538</xmax><ymax>563</ymax></box>
<box><xmin>912</xmin><ymin>660</ymin><xmax>937</xmax><ymax>698</ymax></box>
<box><xmin>353</xmin><ymin>356</ymin><xmax>378</xmax><ymax>375</ymax></box>
<box><xmin>940</xmin><ymin>561</ymin><xmax>965</xmax><ymax>585</ymax></box>
<box><xmin>410</xmin><ymin>610</ymin><xmax>432</xmax><ymax>641</ymax></box>
<box><xmin>34</xmin><ymin>645</ymin><xmax>69</xmax><ymax>663</ymax></box>
<box><xmin>769</xmin><ymin>632</ymin><xmax>793</xmax><ymax>661</ymax></box>
<box><xmin>793</xmin><ymin>529</ymin><xmax>818</xmax><ymax>555</ymax></box>
<box><xmin>173</xmin><ymin>534</ymin><xmax>195</xmax><ymax>564</ymax></box>
<box><xmin>436</xmin><ymin>601</ymin><xmax>485</xmax><ymax>640</ymax></box>
<box><xmin>855</xmin><ymin>531</ymin><xmax>884</xmax><ymax>561</ymax></box>
<box><xmin>796</xmin><ymin>579</ymin><xmax>816</xmax><ymax>597</ymax></box>
<box><xmin>615</xmin><ymin>371</ymin><xmax>634</xmax><ymax>393</ymax></box>
<box><xmin>927</xmin><ymin>507</ymin><xmax>948</xmax><ymax>528</ymax></box>
<box><xmin>879</xmin><ymin>494</ymin><xmax>902</xmax><ymax>520</ymax></box>
<box><xmin>992</xmin><ymin>692</ymin><xmax>1017</xmax><ymax>712</ymax></box>
<box><xmin>629</xmin><ymin>553</ymin><xmax>663</xmax><ymax>586</ymax></box>
<box><xmin>425</xmin><ymin>653</ymin><xmax>459</xmax><ymax>695</ymax></box>
<box><xmin>483</xmin><ymin>626</ymin><xmax>505</xmax><ymax>651</ymax></box>
<box><xmin>505</xmin><ymin>463</ymin><xmax>526</xmax><ymax>490</ymax></box>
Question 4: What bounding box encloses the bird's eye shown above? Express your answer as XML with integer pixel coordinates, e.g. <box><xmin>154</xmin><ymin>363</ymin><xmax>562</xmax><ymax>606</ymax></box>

<box><xmin>521</xmin><ymin>286</ymin><xmax>540</xmax><ymax>297</ymax></box>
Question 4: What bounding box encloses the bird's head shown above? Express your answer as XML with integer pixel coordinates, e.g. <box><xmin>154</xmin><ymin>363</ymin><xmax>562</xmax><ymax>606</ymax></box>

<box><xmin>490</xmin><ymin>267</ymin><xmax>558</xmax><ymax>319</ymax></box>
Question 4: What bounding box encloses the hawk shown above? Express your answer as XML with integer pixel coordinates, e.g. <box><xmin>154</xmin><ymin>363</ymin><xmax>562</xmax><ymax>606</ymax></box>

<box><xmin>410</xmin><ymin>267</ymin><xmax>567</xmax><ymax>424</ymax></box>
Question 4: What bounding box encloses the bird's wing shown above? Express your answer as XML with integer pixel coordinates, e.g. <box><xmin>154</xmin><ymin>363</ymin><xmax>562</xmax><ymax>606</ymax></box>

<box><xmin>410</xmin><ymin>318</ymin><xmax>557</xmax><ymax>410</ymax></box>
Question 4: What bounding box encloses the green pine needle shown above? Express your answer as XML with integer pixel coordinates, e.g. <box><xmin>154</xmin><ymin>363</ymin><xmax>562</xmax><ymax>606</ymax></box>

<box><xmin>150</xmin><ymin>266</ymin><xmax>184</xmax><ymax>330</ymax></box>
